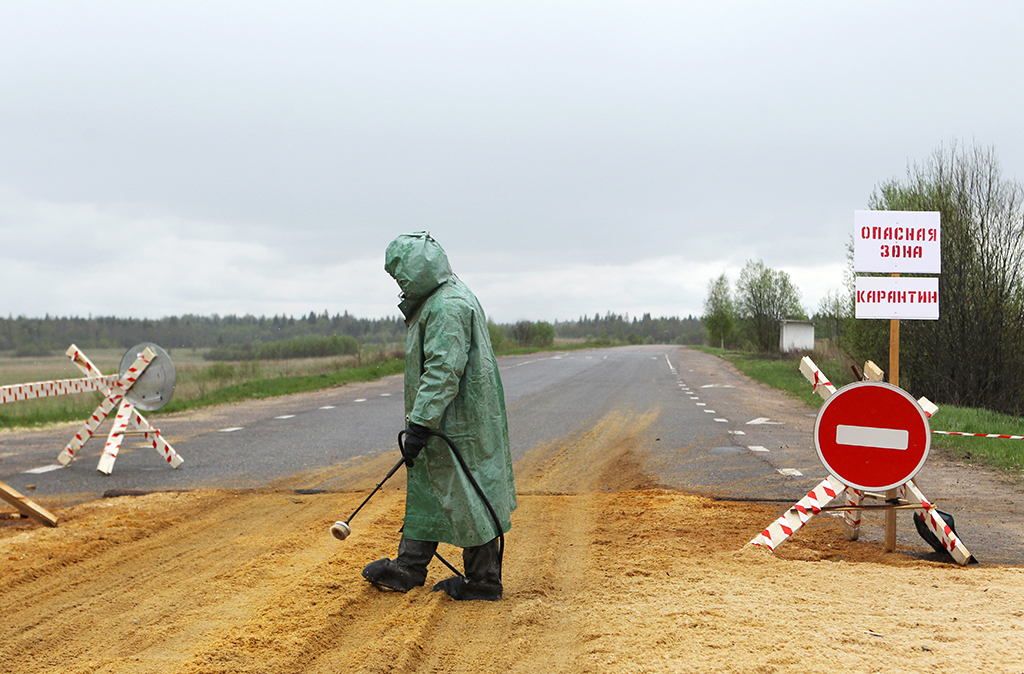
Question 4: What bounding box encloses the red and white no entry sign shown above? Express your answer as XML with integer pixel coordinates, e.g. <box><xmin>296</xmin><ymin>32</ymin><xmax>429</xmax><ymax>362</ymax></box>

<box><xmin>814</xmin><ymin>381</ymin><xmax>931</xmax><ymax>491</ymax></box>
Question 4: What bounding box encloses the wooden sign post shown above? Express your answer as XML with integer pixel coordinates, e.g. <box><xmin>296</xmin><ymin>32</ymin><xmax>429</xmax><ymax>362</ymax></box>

<box><xmin>854</xmin><ymin>210</ymin><xmax>941</xmax><ymax>551</ymax></box>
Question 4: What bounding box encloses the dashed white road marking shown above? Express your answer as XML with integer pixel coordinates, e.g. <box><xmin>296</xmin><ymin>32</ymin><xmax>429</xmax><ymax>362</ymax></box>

<box><xmin>275</xmin><ymin>415</ymin><xmax>295</xmax><ymax>420</ymax></box>
<box><xmin>23</xmin><ymin>464</ymin><xmax>63</xmax><ymax>474</ymax></box>
<box><xmin>748</xmin><ymin>445</ymin><xmax>769</xmax><ymax>452</ymax></box>
<box><xmin>380</xmin><ymin>393</ymin><xmax>392</xmax><ymax>397</ymax></box>
<box><xmin>729</xmin><ymin>430</ymin><xmax>746</xmax><ymax>435</ymax></box>
<box><xmin>353</xmin><ymin>399</ymin><xmax>367</xmax><ymax>403</ymax></box>
<box><xmin>714</xmin><ymin>418</ymin><xmax>728</xmax><ymax>423</ymax></box>
<box><xmin>703</xmin><ymin>409</ymin><xmax>716</xmax><ymax>414</ymax></box>
<box><xmin>319</xmin><ymin>405</ymin><xmax>335</xmax><ymax>410</ymax></box>
<box><xmin>220</xmin><ymin>427</ymin><xmax>244</xmax><ymax>433</ymax></box>
<box><xmin>777</xmin><ymin>468</ymin><xmax>804</xmax><ymax>476</ymax></box>
<box><xmin>747</xmin><ymin>417</ymin><xmax>783</xmax><ymax>425</ymax></box>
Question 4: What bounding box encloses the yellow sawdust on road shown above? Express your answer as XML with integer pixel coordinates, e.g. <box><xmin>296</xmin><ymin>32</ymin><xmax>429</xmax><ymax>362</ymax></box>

<box><xmin>1</xmin><ymin>410</ymin><xmax>1023</xmax><ymax>673</ymax></box>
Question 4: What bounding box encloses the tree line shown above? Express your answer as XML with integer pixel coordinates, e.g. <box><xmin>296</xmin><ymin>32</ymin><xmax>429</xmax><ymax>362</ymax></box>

<box><xmin>0</xmin><ymin>312</ymin><xmax>406</xmax><ymax>356</ymax></box>
<box><xmin>553</xmin><ymin>313</ymin><xmax>704</xmax><ymax>345</ymax></box>
<box><xmin>1</xmin><ymin>310</ymin><xmax>705</xmax><ymax>357</ymax></box>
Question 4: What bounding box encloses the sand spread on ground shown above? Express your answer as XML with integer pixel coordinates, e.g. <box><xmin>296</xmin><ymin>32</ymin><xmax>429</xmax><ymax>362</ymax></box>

<box><xmin>1</xmin><ymin>410</ymin><xmax>1023</xmax><ymax>673</ymax></box>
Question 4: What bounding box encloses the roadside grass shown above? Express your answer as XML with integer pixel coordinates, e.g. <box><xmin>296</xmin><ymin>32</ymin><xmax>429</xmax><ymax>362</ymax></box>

<box><xmin>157</xmin><ymin>358</ymin><xmax>405</xmax><ymax>414</ymax></box>
<box><xmin>695</xmin><ymin>346</ymin><xmax>1024</xmax><ymax>474</ymax></box>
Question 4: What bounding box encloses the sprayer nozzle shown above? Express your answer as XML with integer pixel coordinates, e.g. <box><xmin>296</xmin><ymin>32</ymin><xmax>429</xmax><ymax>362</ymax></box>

<box><xmin>330</xmin><ymin>521</ymin><xmax>352</xmax><ymax>540</ymax></box>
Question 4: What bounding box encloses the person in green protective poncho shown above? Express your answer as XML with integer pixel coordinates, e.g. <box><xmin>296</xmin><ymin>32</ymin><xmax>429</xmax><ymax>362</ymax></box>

<box><xmin>361</xmin><ymin>232</ymin><xmax>517</xmax><ymax>601</ymax></box>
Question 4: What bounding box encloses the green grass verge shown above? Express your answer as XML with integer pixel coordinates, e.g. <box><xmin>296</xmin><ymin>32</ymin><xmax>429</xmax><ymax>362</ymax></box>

<box><xmin>0</xmin><ymin>398</ymin><xmax>109</xmax><ymax>430</ymax></box>
<box><xmin>155</xmin><ymin>358</ymin><xmax>406</xmax><ymax>414</ymax></box>
<box><xmin>694</xmin><ymin>346</ymin><xmax>1024</xmax><ymax>475</ymax></box>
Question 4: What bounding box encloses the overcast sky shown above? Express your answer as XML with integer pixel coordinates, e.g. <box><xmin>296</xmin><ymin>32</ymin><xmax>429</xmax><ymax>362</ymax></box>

<box><xmin>2</xmin><ymin>2</ymin><xmax>1021</xmax><ymax>323</ymax></box>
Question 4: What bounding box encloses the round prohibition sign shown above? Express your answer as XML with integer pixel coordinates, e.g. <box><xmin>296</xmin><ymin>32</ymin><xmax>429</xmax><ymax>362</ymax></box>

<box><xmin>814</xmin><ymin>381</ymin><xmax>931</xmax><ymax>492</ymax></box>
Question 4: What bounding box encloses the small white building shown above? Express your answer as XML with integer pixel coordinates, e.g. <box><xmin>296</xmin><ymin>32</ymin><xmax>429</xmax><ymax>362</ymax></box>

<box><xmin>779</xmin><ymin>320</ymin><xmax>815</xmax><ymax>353</ymax></box>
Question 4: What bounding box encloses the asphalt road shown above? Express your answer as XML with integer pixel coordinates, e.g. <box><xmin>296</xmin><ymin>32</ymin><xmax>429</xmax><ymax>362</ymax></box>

<box><xmin>4</xmin><ymin>344</ymin><xmax>1024</xmax><ymax>563</ymax></box>
<box><xmin>0</xmin><ymin>345</ymin><xmax>819</xmax><ymax>505</ymax></box>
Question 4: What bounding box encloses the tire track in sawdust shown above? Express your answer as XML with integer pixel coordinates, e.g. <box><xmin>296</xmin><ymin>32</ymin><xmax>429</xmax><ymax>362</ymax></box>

<box><xmin>350</xmin><ymin>409</ymin><xmax>665</xmax><ymax>674</ymax></box>
<box><xmin>184</xmin><ymin>403</ymin><xmax>663</xmax><ymax>671</ymax></box>
<box><xmin>0</xmin><ymin>451</ymin><xmax>439</xmax><ymax>674</ymax></box>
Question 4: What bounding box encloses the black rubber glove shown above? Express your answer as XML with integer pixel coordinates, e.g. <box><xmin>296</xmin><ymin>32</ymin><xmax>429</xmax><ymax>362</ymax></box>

<box><xmin>401</xmin><ymin>422</ymin><xmax>430</xmax><ymax>467</ymax></box>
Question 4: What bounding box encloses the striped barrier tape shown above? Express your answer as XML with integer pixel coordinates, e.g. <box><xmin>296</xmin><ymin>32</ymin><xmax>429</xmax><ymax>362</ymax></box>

<box><xmin>933</xmin><ymin>430</ymin><xmax>1024</xmax><ymax>440</ymax></box>
<box><xmin>0</xmin><ymin>375</ymin><xmax>121</xmax><ymax>405</ymax></box>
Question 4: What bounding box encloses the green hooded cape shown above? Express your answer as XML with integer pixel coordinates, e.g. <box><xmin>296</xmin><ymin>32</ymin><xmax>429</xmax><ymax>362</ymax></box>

<box><xmin>384</xmin><ymin>232</ymin><xmax>517</xmax><ymax>547</ymax></box>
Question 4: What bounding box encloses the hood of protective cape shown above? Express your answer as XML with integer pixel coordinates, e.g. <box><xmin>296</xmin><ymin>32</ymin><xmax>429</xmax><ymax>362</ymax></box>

<box><xmin>385</xmin><ymin>232</ymin><xmax>453</xmax><ymax>318</ymax></box>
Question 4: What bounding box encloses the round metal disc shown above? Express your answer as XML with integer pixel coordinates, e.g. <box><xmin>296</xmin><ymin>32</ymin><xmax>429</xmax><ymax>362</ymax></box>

<box><xmin>119</xmin><ymin>342</ymin><xmax>176</xmax><ymax>411</ymax></box>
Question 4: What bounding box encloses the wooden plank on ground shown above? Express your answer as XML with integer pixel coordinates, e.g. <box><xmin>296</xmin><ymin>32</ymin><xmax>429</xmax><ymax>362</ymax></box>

<box><xmin>0</xmin><ymin>481</ymin><xmax>58</xmax><ymax>527</ymax></box>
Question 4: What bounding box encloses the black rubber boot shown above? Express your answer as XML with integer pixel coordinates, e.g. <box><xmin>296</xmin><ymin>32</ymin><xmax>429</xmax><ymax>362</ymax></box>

<box><xmin>362</xmin><ymin>536</ymin><xmax>438</xmax><ymax>592</ymax></box>
<box><xmin>432</xmin><ymin>537</ymin><xmax>502</xmax><ymax>601</ymax></box>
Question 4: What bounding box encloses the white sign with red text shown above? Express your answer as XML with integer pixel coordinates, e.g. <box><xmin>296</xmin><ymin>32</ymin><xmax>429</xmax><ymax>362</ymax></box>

<box><xmin>855</xmin><ymin>276</ymin><xmax>939</xmax><ymax>320</ymax></box>
<box><xmin>854</xmin><ymin>210</ymin><xmax>941</xmax><ymax>274</ymax></box>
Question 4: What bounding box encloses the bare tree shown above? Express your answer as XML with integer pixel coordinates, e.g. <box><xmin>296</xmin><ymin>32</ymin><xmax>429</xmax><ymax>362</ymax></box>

<box><xmin>815</xmin><ymin>288</ymin><xmax>849</xmax><ymax>341</ymax></box>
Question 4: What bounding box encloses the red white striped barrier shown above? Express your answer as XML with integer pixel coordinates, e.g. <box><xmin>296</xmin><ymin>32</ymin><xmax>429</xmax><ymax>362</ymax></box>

<box><xmin>748</xmin><ymin>356</ymin><xmax>973</xmax><ymax>565</ymax></box>
<box><xmin>0</xmin><ymin>344</ymin><xmax>183</xmax><ymax>474</ymax></box>
<box><xmin>799</xmin><ymin>357</ymin><xmax>836</xmax><ymax>401</ymax></box>
<box><xmin>900</xmin><ymin>480</ymin><xmax>972</xmax><ymax>565</ymax></box>
<box><xmin>842</xmin><ymin>488</ymin><xmax>865</xmax><ymax>541</ymax></box>
<box><xmin>62</xmin><ymin>345</ymin><xmax>183</xmax><ymax>474</ymax></box>
<box><xmin>0</xmin><ymin>375</ymin><xmax>120</xmax><ymax>404</ymax></box>
<box><xmin>57</xmin><ymin>347</ymin><xmax>153</xmax><ymax>467</ymax></box>
<box><xmin>750</xmin><ymin>475</ymin><xmax>847</xmax><ymax>550</ymax></box>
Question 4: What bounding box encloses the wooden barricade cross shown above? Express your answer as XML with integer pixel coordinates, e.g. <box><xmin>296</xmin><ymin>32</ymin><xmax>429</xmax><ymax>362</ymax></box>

<box><xmin>748</xmin><ymin>356</ymin><xmax>972</xmax><ymax>566</ymax></box>
<box><xmin>0</xmin><ymin>344</ymin><xmax>183</xmax><ymax>475</ymax></box>
<box><xmin>57</xmin><ymin>345</ymin><xmax>184</xmax><ymax>474</ymax></box>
